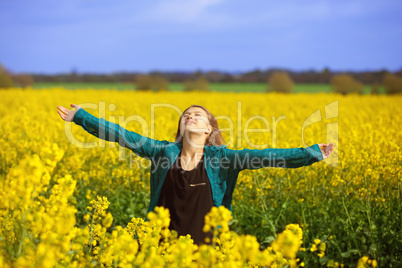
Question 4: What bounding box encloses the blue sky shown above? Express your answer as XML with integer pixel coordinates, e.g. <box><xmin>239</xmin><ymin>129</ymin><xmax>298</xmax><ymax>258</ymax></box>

<box><xmin>0</xmin><ymin>0</ymin><xmax>401</xmax><ymax>74</ymax></box>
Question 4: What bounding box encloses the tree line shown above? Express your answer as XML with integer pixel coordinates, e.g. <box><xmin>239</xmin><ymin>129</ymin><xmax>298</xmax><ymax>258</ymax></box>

<box><xmin>1</xmin><ymin>63</ymin><xmax>402</xmax><ymax>94</ymax></box>
<box><xmin>28</xmin><ymin>68</ymin><xmax>401</xmax><ymax>84</ymax></box>
<box><xmin>267</xmin><ymin>71</ymin><xmax>402</xmax><ymax>95</ymax></box>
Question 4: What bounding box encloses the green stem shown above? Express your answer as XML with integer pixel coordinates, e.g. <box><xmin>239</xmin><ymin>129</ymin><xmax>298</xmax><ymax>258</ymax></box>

<box><xmin>364</xmin><ymin>176</ymin><xmax>374</xmax><ymax>256</ymax></box>
<box><xmin>255</xmin><ymin>172</ymin><xmax>268</xmax><ymax>212</ymax></box>
<box><xmin>17</xmin><ymin>211</ymin><xmax>27</xmax><ymax>258</ymax></box>
<box><xmin>341</xmin><ymin>196</ymin><xmax>360</xmax><ymax>255</ymax></box>
<box><xmin>274</xmin><ymin>188</ymin><xmax>293</xmax><ymax>225</ymax></box>
<box><xmin>88</xmin><ymin>215</ymin><xmax>95</xmax><ymax>253</ymax></box>
<box><xmin>300</xmin><ymin>201</ymin><xmax>309</xmax><ymax>248</ymax></box>
<box><xmin>212</xmin><ymin>227</ymin><xmax>217</xmax><ymax>249</ymax></box>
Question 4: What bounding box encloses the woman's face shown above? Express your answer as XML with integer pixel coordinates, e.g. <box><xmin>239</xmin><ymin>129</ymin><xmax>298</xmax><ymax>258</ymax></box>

<box><xmin>180</xmin><ymin>107</ymin><xmax>212</xmax><ymax>137</ymax></box>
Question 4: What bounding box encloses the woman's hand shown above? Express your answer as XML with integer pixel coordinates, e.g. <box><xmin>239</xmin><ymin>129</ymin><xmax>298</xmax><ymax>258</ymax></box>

<box><xmin>57</xmin><ymin>104</ymin><xmax>81</xmax><ymax>122</ymax></box>
<box><xmin>318</xmin><ymin>143</ymin><xmax>334</xmax><ymax>159</ymax></box>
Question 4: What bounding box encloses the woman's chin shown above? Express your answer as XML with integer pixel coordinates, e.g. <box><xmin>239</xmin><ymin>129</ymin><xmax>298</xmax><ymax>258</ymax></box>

<box><xmin>182</xmin><ymin>128</ymin><xmax>205</xmax><ymax>135</ymax></box>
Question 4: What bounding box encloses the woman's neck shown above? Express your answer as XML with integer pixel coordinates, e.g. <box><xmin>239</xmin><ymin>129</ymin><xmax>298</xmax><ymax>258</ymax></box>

<box><xmin>181</xmin><ymin>135</ymin><xmax>205</xmax><ymax>159</ymax></box>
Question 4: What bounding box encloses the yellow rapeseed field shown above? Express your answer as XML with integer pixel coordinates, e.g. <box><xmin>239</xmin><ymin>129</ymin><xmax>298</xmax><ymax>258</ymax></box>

<box><xmin>1</xmin><ymin>88</ymin><xmax>401</xmax><ymax>267</ymax></box>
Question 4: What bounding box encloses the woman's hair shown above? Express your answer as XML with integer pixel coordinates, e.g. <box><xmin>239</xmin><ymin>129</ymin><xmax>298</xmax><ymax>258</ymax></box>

<box><xmin>175</xmin><ymin>104</ymin><xmax>225</xmax><ymax>146</ymax></box>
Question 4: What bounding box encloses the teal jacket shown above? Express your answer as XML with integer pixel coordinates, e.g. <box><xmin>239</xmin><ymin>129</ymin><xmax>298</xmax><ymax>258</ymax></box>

<box><xmin>73</xmin><ymin>108</ymin><xmax>324</xmax><ymax>213</ymax></box>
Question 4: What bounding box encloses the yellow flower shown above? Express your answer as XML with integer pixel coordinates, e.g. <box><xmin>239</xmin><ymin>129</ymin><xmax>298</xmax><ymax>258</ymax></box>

<box><xmin>310</xmin><ymin>244</ymin><xmax>317</xmax><ymax>252</ymax></box>
<box><xmin>357</xmin><ymin>256</ymin><xmax>369</xmax><ymax>268</ymax></box>
<box><xmin>102</xmin><ymin>212</ymin><xmax>113</xmax><ymax>228</ymax></box>
<box><xmin>1</xmin><ymin>89</ymin><xmax>401</xmax><ymax>267</ymax></box>
<box><xmin>83</xmin><ymin>214</ymin><xmax>90</xmax><ymax>222</ymax></box>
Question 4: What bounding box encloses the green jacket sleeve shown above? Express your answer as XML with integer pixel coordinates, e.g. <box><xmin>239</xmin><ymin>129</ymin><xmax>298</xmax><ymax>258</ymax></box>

<box><xmin>224</xmin><ymin>144</ymin><xmax>324</xmax><ymax>171</ymax></box>
<box><xmin>72</xmin><ymin>108</ymin><xmax>166</xmax><ymax>160</ymax></box>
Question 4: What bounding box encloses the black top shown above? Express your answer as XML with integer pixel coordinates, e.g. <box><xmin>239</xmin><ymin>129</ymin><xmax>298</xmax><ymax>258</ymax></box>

<box><xmin>157</xmin><ymin>153</ymin><xmax>213</xmax><ymax>245</ymax></box>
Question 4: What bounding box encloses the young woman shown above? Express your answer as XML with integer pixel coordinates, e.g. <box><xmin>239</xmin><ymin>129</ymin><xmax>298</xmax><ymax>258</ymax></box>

<box><xmin>57</xmin><ymin>104</ymin><xmax>334</xmax><ymax>245</ymax></box>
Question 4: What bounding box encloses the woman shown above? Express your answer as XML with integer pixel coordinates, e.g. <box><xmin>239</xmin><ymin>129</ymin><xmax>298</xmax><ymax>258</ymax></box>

<box><xmin>57</xmin><ymin>104</ymin><xmax>334</xmax><ymax>245</ymax></box>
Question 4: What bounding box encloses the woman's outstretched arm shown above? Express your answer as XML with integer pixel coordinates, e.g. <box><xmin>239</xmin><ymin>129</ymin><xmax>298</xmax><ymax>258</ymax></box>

<box><xmin>57</xmin><ymin>104</ymin><xmax>167</xmax><ymax>159</ymax></box>
<box><xmin>224</xmin><ymin>143</ymin><xmax>334</xmax><ymax>171</ymax></box>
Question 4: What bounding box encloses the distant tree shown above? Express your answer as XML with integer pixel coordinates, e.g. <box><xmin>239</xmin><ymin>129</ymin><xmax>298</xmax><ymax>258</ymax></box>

<box><xmin>205</xmin><ymin>71</ymin><xmax>225</xmax><ymax>82</ymax></box>
<box><xmin>242</xmin><ymin>69</ymin><xmax>265</xmax><ymax>83</ymax></box>
<box><xmin>370</xmin><ymin>82</ymin><xmax>380</xmax><ymax>95</ymax></box>
<box><xmin>183</xmin><ymin>76</ymin><xmax>209</xmax><ymax>91</ymax></box>
<box><xmin>194</xmin><ymin>70</ymin><xmax>203</xmax><ymax>79</ymax></box>
<box><xmin>183</xmin><ymin>79</ymin><xmax>194</xmax><ymax>92</ymax></box>
<box><xmin>152</xmin><ymin>75</ymin><xmax>169</xmax><ymax>91</ymax></box>
<box><xmin>321</xmin><ymin>67</ymin><xmax>331</xmax><ymax>83</ymax></box>
<box><xmin>12</xmin><ymin>74</ymin><xmax>34</xmax><ymax>87</ymax></box>
<box><xmin>194</xmin><ymin>76</ymin><xmax>209</xmax><ymax>91</ymax></box>
<box><xmin>135</xmin><ymin>75</ymin><xmax>153</xmax><ymax>91</ymax></box>
<box><xmin>331</xmin><ymin>74</ymin><xmax>364</xmax><ymax>95</ymax></box>
<box><xmin>220</xmin><ymin>73</ymin><xmax>236</xmax><ymax>83</ymax></box>
<box><xmin>267</xmin><ymin>71</ymin><xmax>294</xmax><ymax>93</ymax></box>
<box><xmin>69</xmin><ymin>68</ymin><xmax>79</xmax><ymax>83</ymax></box>
<box><xmin>0</xmin><ymin>64</ymin><xmax>13</xmax><ymax>89</ymax></box>
<box><xmin>383</xmin><ymin>73</ymin><xmax>402</xmax><ymax>94</ymax></box>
